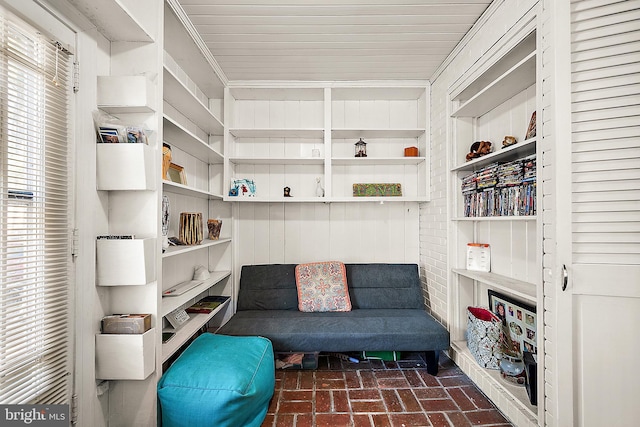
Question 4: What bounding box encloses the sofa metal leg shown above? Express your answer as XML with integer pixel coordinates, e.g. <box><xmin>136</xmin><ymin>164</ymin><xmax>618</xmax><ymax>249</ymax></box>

<box><xmin>424</xmin><ymin>350</ymin><xmax>439</xmax><ymax>375</ymax></box>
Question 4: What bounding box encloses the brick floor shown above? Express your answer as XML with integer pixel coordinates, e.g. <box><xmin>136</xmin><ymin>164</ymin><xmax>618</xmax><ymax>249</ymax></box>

<box><xmin>262</xmin><ymin>353</ymin><xmax>513</xmax><ymax>427</ymax></box>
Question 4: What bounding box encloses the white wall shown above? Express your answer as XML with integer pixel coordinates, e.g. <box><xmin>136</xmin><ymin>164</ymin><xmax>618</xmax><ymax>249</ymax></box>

<box><xmin>235</xmin><ymin>201</ymin><xmax>420</xmax><ymax>267</ymax></box>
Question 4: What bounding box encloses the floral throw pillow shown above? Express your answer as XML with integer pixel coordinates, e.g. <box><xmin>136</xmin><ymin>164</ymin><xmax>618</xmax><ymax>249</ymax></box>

<box><xmin>295</xmin><ymin>261</ymin><xmax>351</xmax><ymax>312</ymax></box>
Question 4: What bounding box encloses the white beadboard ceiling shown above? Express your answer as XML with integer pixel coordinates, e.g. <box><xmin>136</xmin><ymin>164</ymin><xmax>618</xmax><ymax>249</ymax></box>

<box><xmin>177</xmin><ymin>0</ymin><xmax>493</xmax><ymax>82</ymax></box>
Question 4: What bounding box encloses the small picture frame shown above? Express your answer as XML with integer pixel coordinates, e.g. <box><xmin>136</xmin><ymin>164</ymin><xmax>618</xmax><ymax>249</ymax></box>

<box><xmin>167</xmin><ymin>162</ymin><xmax>187</xmax><ymax>185</ymax></box>
<box><xmin>525</xmin><ymin>111</ymin><xmax>536</xmax><ymax>140</ymax></box>
<box><xmin>488</xmin><ymin>290</ymin><xmax>537</xmax><ymax>356</ymax></box>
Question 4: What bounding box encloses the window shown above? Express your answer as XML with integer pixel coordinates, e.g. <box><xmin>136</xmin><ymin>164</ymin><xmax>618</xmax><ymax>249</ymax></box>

<box><xmin>0</xmin><ymin>9</ymin><xmax>72</xmax><ymax>404</ymax></box>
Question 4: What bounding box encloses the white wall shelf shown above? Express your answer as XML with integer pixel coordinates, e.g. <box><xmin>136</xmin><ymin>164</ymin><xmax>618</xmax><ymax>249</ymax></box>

<box><xmin>451</xmin><ymin>216</ymin><xmax>537</xmax><ymax>222</ymax></box>
<box><xmin>96</xmin><ymin>329</ymin><xmax>156</xmax><ymax>380</ymax></box>
<box><xmin>229</xmin><ymin>128</ymin><xmax>324</xmax><ymax>138</ymax></box>
<box><xmin>452</xmin><ymin>138</ymin><xmax>536</xmax><ymax>172</ymax></box>
<box><xmin>332</xmin><ymin>157</ymin><xmax>426</xmax><ymax>166</ymax></box>
<box><xmin>163</xmin><ymin>115</ymin><xmax>223</xmax><ymax>164</ymax></box>
<box><xmin>452</xmin><ymin>51</ymin><xmax>536</xmax><ymax>117</ymax></box>
<box><xmin>162</xmin><ymin>238</ymin><xmax>231</xmax><ymax>258</ymax></box>
<box><xmin>452</xmin><ymin>268</ymin><xmax>536</xmax><ymax>303</ymax></box>
<box><xmin>161</xmin><ymin>297</ymin><xmax>230</xmax><ymax>363</ymax></box>
<box><xmin>226</xmin><ymin>84</ymin><xmax>429</xmax><ymax>203</ymax></box>
<box><xmin>163</xmin><ymin>65</ymin><xmax>224</xmax><ymax>135</ymax></box>
<box><xmin>67</xmin><ymin>0</ymin><xmax>155</xmax><ymax>42</ymax></box>
<box><xmin>229</xmin><ymin>157</ymin><xmax>324</xmax><ymax>165</ymax></box>
<box><xmin>162</xmin><ymin>180</ymin><xmax>223</xmax><ymax>199</ymax></box>
<box><xmin>451</xmin><ymin>341</ymin><xmax>537</xmax><ymax>427</ymax></box>
<box><xmin>164</xmin><ymin>1</ymin><xmax>225</xmax><ymax>100</ymax></box>
<box><xmin>332</xmin><ymin>128</ymin><xmax>425</xmax><ymax>139</ymax></box>
<box><xmin>161</xmin><ymin>271</ymin><xmax>231</xmax><ymax>316</ymax></box>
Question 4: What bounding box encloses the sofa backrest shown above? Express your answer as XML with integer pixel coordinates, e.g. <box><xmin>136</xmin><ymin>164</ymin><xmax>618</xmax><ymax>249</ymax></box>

<box><xmin>237</xmin><ymin>263</ymin><xmax>424</xmax><ymax>311</ymax></box>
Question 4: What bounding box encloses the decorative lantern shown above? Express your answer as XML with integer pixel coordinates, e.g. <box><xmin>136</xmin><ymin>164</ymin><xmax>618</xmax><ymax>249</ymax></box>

<box><xmin>355</xmin><ymin>138</ymin><xmax>367</xmax><ymax>157</ymax></box>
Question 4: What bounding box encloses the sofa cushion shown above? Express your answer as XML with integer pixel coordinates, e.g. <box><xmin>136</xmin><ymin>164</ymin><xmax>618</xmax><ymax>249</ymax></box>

<box><xmin>217</xmin><ymin>309</ymin><xmax>450</xmax><ymax>353</ymax></box>
<box><xmin>346</xmin><ymin>263</ymin><xmax>424</xmax><ymax>309</ymax></box>
<box><xmin>237</xmin><ymin>264</ymin><xmax>298</xmax><ymax>310</ymax></box>
<box><xmin>295</xmin><ymin>261</ymin><xmax>351</xmax><ymax>312</ymax></box>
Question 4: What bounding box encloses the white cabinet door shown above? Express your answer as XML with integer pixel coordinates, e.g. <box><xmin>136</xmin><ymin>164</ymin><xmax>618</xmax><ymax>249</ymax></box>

<box><xmin>554</xmin><ymin>1</ymin><xmax>640</xmax><ymax>426</ymax></box>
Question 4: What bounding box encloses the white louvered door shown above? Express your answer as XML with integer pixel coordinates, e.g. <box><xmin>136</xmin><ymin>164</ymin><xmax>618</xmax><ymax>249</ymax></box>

<box><xmin>555</xmin><ymin>1</ymin><xmax>640</xmax><ymax>426</ymax></box>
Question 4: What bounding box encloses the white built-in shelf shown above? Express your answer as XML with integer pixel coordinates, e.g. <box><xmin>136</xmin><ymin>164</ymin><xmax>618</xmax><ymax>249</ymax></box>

<box><xmin>332</xmin><ymin>128</ymin><xmax>424</xmax><ymax>139</ymax></box>
<box><xmin>162</xmin><ymin>238</ymin><xmax>231</xmax><ymax>258</ymax></box>
<box><xmin>452</xmin><ymin>51</ymin><xmax>536</xmax><ymax>117</ymax></box>
<box><xmin>163</xmin><ymin>65</ymin><xmax>224</xmax><ymax>135</ymax></box>
<box><xmin>452</xmin><ymin>138</ymin><xmax>537</xmax><ymax>172</ymax></box>
<box><xmin>161</xmin><ymin>271</ymin><xmax>231</xmax><ymax>316</ymax></box>
<box><xmin>452</xmin><ymin>216</ymin><xmax>537</xmax><ymax>222</ymax></box>
<box><xmin>452</xmin><ymin>268</ymin><xmax>537</xmax><ymax>303</ymax></box>
<box><xmin>225</xmin><ymin>196</ymin><xmax>326</xmax><ymax>203</ymax></box>
<box><xmin>162</xmin><ymin>180</ymin><xmax>223</xmax><ymax>200</ymax></box>
<box><xmin>332</xmin><ymin>157</ymin><xmax>426</xmax><ymax>166</ymax></box>
<box><xmin>229</xmin><ymin>87</ymin><xmax>324</xmax><ymax>101</ymax></box>
<box><xmin>164</xmin><ymin>1</ymin><xmax>225</xmax><ymax>100</ymax></box>
<box><xmin>162</xmin><ymin>298</ymin><xmax>230</xmax><ymax>362</ymax></box>
<box><xmin>451</xmin><ymin>341</ymin><xmax>538</xmax><ymax>426</ymax></box>
<box><xmin>229</xmin><ymin>128</ymin><xmax>324</xmax><ymax>138</ymax></box>
<box><xmin>67</xmin><ymin>0</ymin><xmax>154</xmax><ymax>42</ymax></box>
<box><xmin>163</xmin><ymin>115</ymin><xmax>223</xmax><ymax>164</ymax></box>
<box><xmin>331</xmin><ymin>196</ymin><xmax>428</xmax><ymax>203</ymax></box>
<box><xmin>225</xmin><ymin>196</ymin><xmax>427</xmax><ymax>203</ymax></box>
<box><xmin>331</xmin><ymin>86</ymin><xmax>426</xmax><ymax>100</ymax></box>
<box><xmin>228</xmin><ymin>157</ymin><xmax>324</xmax><ymax>165</ymax></box>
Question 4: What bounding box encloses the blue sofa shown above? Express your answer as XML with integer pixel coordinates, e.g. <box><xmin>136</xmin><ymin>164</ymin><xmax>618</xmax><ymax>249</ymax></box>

<box><xmin>217</xmin><ymin>263</ymin><xmax>450</xmax><ymax>375</ymax></box>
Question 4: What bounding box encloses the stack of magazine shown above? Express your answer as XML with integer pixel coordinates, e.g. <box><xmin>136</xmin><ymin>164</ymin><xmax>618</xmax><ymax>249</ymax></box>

<box><xmin>186</xmin><ymin>296</ymin><xmax>229</xmax><ymax>314</ymax></box>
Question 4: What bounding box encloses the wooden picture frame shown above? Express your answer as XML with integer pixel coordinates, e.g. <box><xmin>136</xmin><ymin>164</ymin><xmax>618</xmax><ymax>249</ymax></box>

<box><xmin>167</xmin><ymin>162</ymin><xmax>187</xmax><ymax>185</ymax></box>
<box><xmin>488</xmin><ymin>290</ymin><xmax>537</xmax><ymax>356</ymax></box>
<box><xmin>525</xmin><ymin>111</ymin><xmax>536</xmax><ymax>140</ymax></box>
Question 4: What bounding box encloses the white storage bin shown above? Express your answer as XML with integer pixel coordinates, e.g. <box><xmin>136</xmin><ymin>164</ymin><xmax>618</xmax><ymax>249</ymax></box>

<box><xmin>96</xmin><ymin>238</ymin><xmax>156</xmax><ymax>286</ymax></box>
<box><xmin>97</xmin><ymin>75</ymin><xmax>156</xmax><ymax>113</ymax></box>
<box><xmin>96</xmin><ymin>143</ymin><xmax>156</xmax><ymax>191</ymax></box>
<box><xmin>96</xmin><ymin>329</ymin><xmax>155</xmax><ymax>380</ymax></box>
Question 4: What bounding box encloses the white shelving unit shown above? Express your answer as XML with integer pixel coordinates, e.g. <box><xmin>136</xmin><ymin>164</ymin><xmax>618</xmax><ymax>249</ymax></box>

<box><xmin>448</xmin><ymin>27</ymin><xmax>542</xmax><ymax>427</ymax></box>
<box><xmin>161</xmin><ymin>0</ymin><xmax>233</xmax><ymax>364</ymax></box>
<box><xmin>224</xmin><ymin>84</ymin><xmax>429</xmax><ymax>202</ymax></box>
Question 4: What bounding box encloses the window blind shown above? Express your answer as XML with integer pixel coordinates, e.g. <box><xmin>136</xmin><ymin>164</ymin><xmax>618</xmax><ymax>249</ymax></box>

<box><xmin>0</xmin><ymin>10</ymin><xmax>72</xmax><ymax>404</ymax></box>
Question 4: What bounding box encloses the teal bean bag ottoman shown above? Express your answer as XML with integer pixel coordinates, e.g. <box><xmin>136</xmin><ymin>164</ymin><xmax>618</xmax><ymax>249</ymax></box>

<box><xmin>158</xmin><ymin>333</ymin><xmax>275</xmax><ymax>427</ymax></box>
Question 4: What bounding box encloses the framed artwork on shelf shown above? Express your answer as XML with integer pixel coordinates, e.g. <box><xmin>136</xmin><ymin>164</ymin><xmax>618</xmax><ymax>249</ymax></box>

<box><xmin>488</xmin><ymin>290</ymin><xmax>537</xmax><ymax>356</ymax></box>
<box><xmin>167</xmin><ymin>162</ymin><xmax>187</xmax><ymax>185</ymax></box>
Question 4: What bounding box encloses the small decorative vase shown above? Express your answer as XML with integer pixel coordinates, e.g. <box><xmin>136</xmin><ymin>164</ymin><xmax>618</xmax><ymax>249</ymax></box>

<box><xmin>499</xmin><ymin>354</ymin><xmax>526</xmax><ymax>386</ymax></box>
<box><xmin>179</xmin><ymin>212</ymin><xmax>203</xmax><ymax>245</ymax></box>
<box><xmin>161</xmin><ymin>195</ymin><xmax>170</xmax><ymax>251</ymax></box>
<box><xmin>207</xmin><ymin>219</ymin><xmax>222</xmax><ymax>240</ymax></box>
<box><xmin>315</xmin><ymin>177</ymin><xmax>324</xmax><ymax>197</ymax></box>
